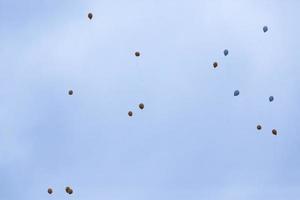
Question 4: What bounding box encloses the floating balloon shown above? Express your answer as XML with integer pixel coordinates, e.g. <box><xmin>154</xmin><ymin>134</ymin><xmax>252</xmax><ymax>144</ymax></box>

<box><xmin>257</xmin><ymin>125</ymin><xmax>262</xmax><ymax>130</ymax></box>
<box><xmin>47</xmin><ymin>188</ymin><xmax>53</xmax><ymax>194</ymax></box>
<box><xmin>269</xmin><ymin>96</ymin><xmax>274</xmax><ymax>102</ymax></box>
<box><xmin>139</xmin><ymin>103</ymin><xmax>144</xmax><ymax>110</ymax></box>
<box><xmin>263</xmin><ymin>26</ymin><xmax>268</xmax><ymax>33</ymax></box>
<box><xmin>224</xmin><ymin>49</ymin><xmax>229</xmax><ymax>56</ymax></box>
<box><xmin>65</xmin><ymin>187</ymin><xmax>71</xmax><ymax>194</ymax></box>
<box><xmin>272</xmin><ymin>129</ymin><xmax>277</xmax><ymax>136</ymax></box>
<box><xmin>88</xmin><ymin>13</ymin><xmax>93</xmax><ymax>20</ymax></box>
<box><xmin>135</xmin><ymin>51</ymin><xmax>140</xmax><ymax>57</ymax></box>
<box><xmin>234</xmin><ymin>90</ymin><xmax>240</xmax><ymax>96</ymax></box>
<box><xmin>68</xmin><ymin>189</ymin><xmax>73</xmax><ymax>195</ymax></box>
<box><xmin>68</xmin><ymin>90</ymin><xmax>73</xmax><ymax>95</ymax></box>
<box><xmin>128</xmin><ymin>111</ymin><xmax>133</xmax><ymax>117</ymax></box>
<box><xmin>213</xmin><ymin>62</ymin><xmax>218</xmax><ymax>68</ymax></box>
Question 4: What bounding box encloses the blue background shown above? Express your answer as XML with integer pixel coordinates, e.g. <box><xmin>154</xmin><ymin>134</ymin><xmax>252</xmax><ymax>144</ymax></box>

<box><xmin>0</xmin><ymin>0</ymin><xmax>300</xmax><ymax>199</ymax></box>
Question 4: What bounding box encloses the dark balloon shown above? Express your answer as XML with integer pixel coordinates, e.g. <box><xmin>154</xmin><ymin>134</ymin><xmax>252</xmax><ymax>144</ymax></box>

<box><xmin>213</xmin><ymin>62</ymin><xmax>218</xmax><ymax>68</ymax></box>
<box><xmin>263</xmin><ymin>26</ymin><xmax>268</xmax><ymax>32</ymax></box>
<box><xmin>128</xmin><ymin>111</ymin><xmax>133</xmax><ymax>117</ymax></box>
<box><xmin>257</xmin><ymin>125</ymin><xmax>262</xmax><ymax>130</ymax></box>
<box><xmin>272</xmin><ymin>129</ymin><xmax>277</xmax><ymax>136</ymax></box>
<box><xmin>68</xmin><ymin>189</ymin><xmax>73</xmax><ymax>195</ymax></box>
<box><xmin>88</xmin><ymin>13</ymin><xmax>93</xmax><ymax>20</ymax></box>
<box><xmin>135</xmin><ymin>51</ymin><xmax>140</xmax><ymax>57</ymax></box>
<box><xmin>269</xmin><ymin>96</ymin><xmax>274</xmax><ymax>102</ymax></box>
<box><xmin>234</xmin><ymin>90</ymin><xmax>240</xmax><ymax>96</ymax></box>
<box><xmin>224</xmin><ymin>49</ymin><xmax>229</xmax><ymax>56</ymax></box>
<box><xmin>65</xmin><ymin>187</ymin><xmax>71</xmax><ymax>194</ymax></box>
<box><xmin>68</xmin><ymin>90</ymin><xmax>73</xmax><ymax>95</ymax></box>
<box><xmin>47</xmin><ymin>188</ymin><xmax>53</xmax><ymax>194</ymax></box>
<box><xmin>139</xmin><ymin>103</ymin><xmax>144</xmax><ymax>110</ymax></box>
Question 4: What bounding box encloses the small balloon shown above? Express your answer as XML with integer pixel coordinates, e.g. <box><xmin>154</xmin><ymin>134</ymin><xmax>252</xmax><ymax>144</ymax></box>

<box><xmin>68</xmin><ymin>189</ymin><xmax>73</xmax><ymax>195</ymax></box>
<box><xmin>224</xmin><ymin>49</ymin><xmax>229</xmax><ymax>56</ymax></box>
<box><xmin>272</xmin><ymin>129</ymin><xmax>277</xmax><ymax>136</ymax></box>
<box><xmin>269</xmin><ymin>96</ymin><xmax>274</xmax><ymax>102</ymax></box>
<box><xmin>65</xmin><ymin>187</ymin><xmax>71</xmax><ymax>193</ymax></box>
<box><xmin>128</xmin><ymin>111</ymin><xmax>133</xmax><ymax>117</ymax></box>
<box><xmin>88</xmin><ymin>13</ymin><xmax>93</xmax><ymax>20</ymax></box>
<box><xmin>213</xmin><ymin>62</ymin><xmax>218</xmax><ymax>68</ymax></box>
<box><xmin>257</xmin><ymin>125</ymin><xmax>262</xmax><ymax>130</ymax></box>
<box><xmin>47</xmin><ymin>188</ymin><xmax>53</xmax><ymax>194</ymax></box>
<box><xmin>234</xmin><ymin>90</ymin><xmax>240</xmax><ymax>96</ymax></box>
<box><xmin>135</xmin><ymin>51</ymin><xmax>140</xmax><ymax>57</ymax></box>
<box><xmin>263</xmin><ymin>26</ymin><xmax>268</xmax><ymax>33</ymax></box>
<box><xmin>139</xmin><ymin>103</ymin><xmax>144</xmax><ymax>110</ymax></box>
<box><xmin>68</xmin><ymin>90</ymin><xmax>73</xmax><ymax>95</ymax></box>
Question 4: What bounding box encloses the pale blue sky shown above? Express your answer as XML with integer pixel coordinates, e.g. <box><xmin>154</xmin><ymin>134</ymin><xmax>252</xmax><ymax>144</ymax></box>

<box><xmin>0</xmin><ymin>0</ymin><xmax>300</xmax><ymax>199</ymax></box>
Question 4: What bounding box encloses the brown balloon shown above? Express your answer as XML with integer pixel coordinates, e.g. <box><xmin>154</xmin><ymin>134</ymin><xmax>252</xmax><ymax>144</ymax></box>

<box><xmin>88</xmin><ymin>13</ymin><xmax>93</xmax><ymax>20</ymax></box>
<box><xmin>68</xmin><ymin>189</ymin><xmax>73</xmax><ymax>195</ymax></box>
<box><xmin>135</xmin><ymin>51</ymin><xmax>140</xmax><ymax>57</ymax></box>
<box><xmin>257</xmin><ymin>125</ymin><xmax>262</xmax><ymax>130</ymax></box>
<box><xmin>272</xmin><ymin>129</ymin><xmax>277</xmax><ymax>136</ymax></box>
<box><xmin>213</xmin><ymin>62</ymin><xmax>218</xmax><ymax>68</ymax></box>
<box><xmin>128</xmin><ymin>111</ymin><xmax>133</xmax><ymax>117</ymax></box>
<box><xmin>65</xmin><ymin>186</ymin><xmax>71</xmax><ymax>193</ymax></box>
<box><xmin>139</xmin><ymin>103</ymin><xmax>144</xmax><ymax>110</ymax></box>
<box><xmin>47</xmin><ymin>188</ymin><xmax>53</xmax><ymax>194</ymax></box>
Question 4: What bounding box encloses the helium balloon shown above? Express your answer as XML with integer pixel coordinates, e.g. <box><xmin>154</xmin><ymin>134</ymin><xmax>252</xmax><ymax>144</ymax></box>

<box><xmin>269</xmin><ymin>96</ymin><xmax>274</xmax><ymax>102</ymax></box>
<box><xmin>263</xmin><ymin>26</ymin><xmax>268</xmax><ymax>33</ymax></box>
<box><xmin>135</xmin><ymin>51</ymin><xmax>140</xmax><ymax>57</ymax></box>
<box><xmin>272</xmin><ymin>129</ymin><xmax>277</xmax><ymax>136</ymax></box>
<box><xmin>68</xmin><ymin>189</ymin><xmax>73</xmax><ymax>195</ymax></box>
<box><xmin>213</xmin><ymin>62</ymin><xmax>218</xmax><ymax>68</ymax></box>
<box><xmin>224</xmin><ymin>49</ymin><xmax>229</xmax><ymax>56</ymax></box>
<box><xmin>68</xmin><ymin>90</ymin><xmax>73</xmax><ymax>95</ymax></box>
<box><xmin>65</xmin><ymin>187</ymin><xmax>71</xmax><ymax>194</ymax></box>
<box><xmin>128</xmin><ymin>111</ymin><xmax>133</xmax><ymax>117</ymax></box>
<box><xmin>257</xmin><ymin>125</ymin><xmax>262</xmax><ymax>130</ymax></box>
<box><xmin>234</xmin><ymin>90</ymin><xmax>240</xmax><ymax>96</ymax></box>
<box><xmin>88</xmin><ymin>13</ymin><xmax>93</xmax><ymax>20</ymax></box>
<box><xmin>139</xmin><ymin>103</ymin><xmax>144</xmax><ymax>110</ymax></box>
<box><xmin>47</xmin><ymin>188</ymin><xmax>53</xmax><ymax>194</ymax></box>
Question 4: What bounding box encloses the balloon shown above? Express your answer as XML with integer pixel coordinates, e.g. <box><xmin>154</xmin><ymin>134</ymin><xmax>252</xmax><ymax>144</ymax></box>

<box><xmin>88</xmin><ymin>13</ymin><xmax>93</xmax><ymax>20</ymax></box>
<box><xmin>139</xmin><ymin>103</ymin><xmax>144</xmax><ymax>110</ymax></box>
<box><xmin>272</xmin><ymin>129</ymin><xmax>277</xmax><ymax>136</ymax></box>
<box><xmin>135</xmin><ymin>51</ymin><xmax>140</xmax><ymax>57</ymax></box>
<box><xmin>263</xmin><ymin>26</ymin><xmax>268</xmax><ymax>32</ymax></box>
<box><xmin>68</xmin><ymin>189</ymin><xmax>73</xmax><ymax>195</ymax></box>
<box><xmin>128</xmin><ymin>111</ymin><xmax>133</xmax><ymax>117</ymax></box>
<box><xmin>213</xmin><ymin>62</ymin><xmax>218</xmax><ymax>68</ymax></box>
<box><xmin>65</xmin><ymin>187</ymin><xmax>71</xmax><ymax>193</ymax></box>
<box><xmin>47</xmin><ymin>188</ymin><xmax>53</xmax><ymax>194</ymax></box>
<box><xmin>224</xmin><ymin>49</ymin><xmax>229</xmax><ymax>56</ymax></box>
<box><xmin>269</xmin><ymin>96</ymin><xmax>274</xmax><ymax>102</ymax></box>
<box><xmin>257</xmin><ymin>125</ymin><xmax>262</xmax><ymax>130</ymax></box>
<box><xmin>68</xmin><ymin>90</ymin><xmax>73</xmax><ymax>95</ymax></box>
<box><xmin>234</xmin><ymin>90</ymin><xmax>240</xmax><ymax>96</ymax></box>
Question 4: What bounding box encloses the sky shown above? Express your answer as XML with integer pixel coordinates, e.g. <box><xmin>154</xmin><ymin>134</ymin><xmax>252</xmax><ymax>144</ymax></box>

<box><xmin>0</xmin><ymin>0</ymin><xmax>300</xmax><ymax>199</ymax></box>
